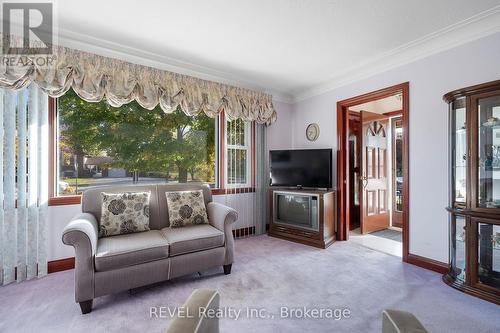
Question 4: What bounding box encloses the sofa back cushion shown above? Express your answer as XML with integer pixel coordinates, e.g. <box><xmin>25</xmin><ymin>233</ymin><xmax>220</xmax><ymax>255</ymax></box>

<box><xmin>157</xmin><ymin>183</ymin><xmax>212</xmax><ymax>228</ymax></box>
<box><xmin>165</xmin><ymin>190</ymin><xmax>209</xmax><ymax>228</ymax></box>
<box><xmin>82</xmin><ymin>185</ymin><xmax>161</xmax><ymax>231</ymax></box>
<box><xmin>99</xmin><ymin>191</ymin><xmax>151</xmax><ymax>237</ymax></box>
<box><xmin>82</xmin><ymin>183</ymin><xmax>213</xmax><ymax>230</ymax></box>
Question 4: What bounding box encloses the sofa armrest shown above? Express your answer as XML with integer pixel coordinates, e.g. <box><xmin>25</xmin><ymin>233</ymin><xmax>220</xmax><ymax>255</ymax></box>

<box><xmin>207</xmin><ymin>202</ymin><xmax>238</xmax><ymax>265</ymax></box>
<box><xmin>62</xmin><ymin>213</ymin><xmax>99</xmax><ymax>254</ymax></box>
<box><xmin>207</xmin><ymin>202</ymin><xmax>238</xmax><ymax>231</ymax></box>
<box><xmin>62</xmin><ymin>213</ymin><xmax>99</xmax><ymax>302</ymax></box>
<box><xmin>166</xmin><ymin>289</ymin><xmax>220</xmax><ymax>333</ymax></box>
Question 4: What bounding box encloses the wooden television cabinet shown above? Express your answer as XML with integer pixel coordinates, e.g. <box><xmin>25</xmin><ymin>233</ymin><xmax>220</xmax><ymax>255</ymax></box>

<box><xmin>268</xmin><ymin>188</ymin><xmax>336</xmax><ymax>248</ymax></box>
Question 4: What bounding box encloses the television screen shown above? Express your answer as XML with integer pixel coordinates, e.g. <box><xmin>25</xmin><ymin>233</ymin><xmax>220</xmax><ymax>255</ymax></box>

<box><xmin>269</xmin><ymin>149</ymin><xmax>332</xmax><ymax>188</ymax></box>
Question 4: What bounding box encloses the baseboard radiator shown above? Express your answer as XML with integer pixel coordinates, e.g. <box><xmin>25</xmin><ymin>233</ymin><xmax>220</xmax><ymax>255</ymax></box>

<box><xmin>232</xmin><ymin>226</ymin><xmax>256</xmax><ymax>238</ymax></box>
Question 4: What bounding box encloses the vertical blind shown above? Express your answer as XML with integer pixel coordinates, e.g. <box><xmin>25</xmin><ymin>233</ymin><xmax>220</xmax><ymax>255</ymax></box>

<box><xmin>0</xmin><ymin>86</ymin><xmax>268</xmax><ymax>284</ymax></box>
<box><xmin>254</xmin><ymin>124</ymin><xmax>268</xmax><ymax>235</ymax></box>
<box><xmin>0</xmin><ymin>84</ymin><xmax>49</xmax><ymax>285</ymax></box>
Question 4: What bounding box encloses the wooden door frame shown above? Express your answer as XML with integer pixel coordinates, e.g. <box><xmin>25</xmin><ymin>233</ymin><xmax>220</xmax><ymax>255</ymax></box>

<box><xmin>336</xmin><ymin>82</ymin><xmax>410</xmax><ymax>262</ymax></box>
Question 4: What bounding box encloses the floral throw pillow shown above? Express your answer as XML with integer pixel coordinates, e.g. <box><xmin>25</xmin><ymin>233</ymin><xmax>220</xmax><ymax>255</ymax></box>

<box><xmin>165</xmin><ymin>190</ymin><xmax>209</xmax><ymax>228</ymax></box>
<box><xmin>99</xmin><ymin>192</ymin><xmax>151</xmax><ymax>237</ymax></box>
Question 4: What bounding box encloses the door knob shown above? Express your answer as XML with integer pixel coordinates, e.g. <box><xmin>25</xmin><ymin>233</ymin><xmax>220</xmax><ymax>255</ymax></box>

<box><xmin>359</xmin><ymin>175</ymin><xmax>368</xmax><ymax>188</ymax></box>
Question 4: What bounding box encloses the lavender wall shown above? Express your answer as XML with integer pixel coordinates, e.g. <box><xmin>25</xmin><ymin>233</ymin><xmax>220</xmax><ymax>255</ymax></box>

<box><xmin>267</xmin><ymin>101</ymin><xmax>294</xmax><ymax>151</ymax></box>
<box><xmin>49</xmin><ymin>34</ymin><xmax>500</xmax><ymax>264</ymax></box>
<box><xmin>287</xmin><ymin>32</ymin><xmax>500</xmax><ymax>262</ymax></box>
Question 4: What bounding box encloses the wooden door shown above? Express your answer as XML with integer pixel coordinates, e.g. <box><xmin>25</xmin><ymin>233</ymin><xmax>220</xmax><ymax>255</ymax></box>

<box><xmin>360</xmin><ymin>111</ymin><xmax>390</xmax><ymax>234</ymax></box>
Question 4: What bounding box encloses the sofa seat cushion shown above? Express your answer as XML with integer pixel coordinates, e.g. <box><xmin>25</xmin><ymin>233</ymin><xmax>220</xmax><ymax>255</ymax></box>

<box><xmin>162</xmin><ymin>225</ymin><xmax>224</xmax><ymax>257</ymax></box>
<box><xmin>95</xmin><ymin>230</ymin><xmax>169</xmax><ymax>272</ymax></box>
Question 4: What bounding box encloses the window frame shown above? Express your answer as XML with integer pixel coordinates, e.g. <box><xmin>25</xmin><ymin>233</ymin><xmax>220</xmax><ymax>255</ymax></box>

<box><xmin>48</xmin><ymin>97</ymin><xmax>255</xmax><ymax>206</ymax></box>
<box><xmin>224</xmin><ymin>117</ymin><xmax>252</xmax><ymax>188</ymax></box>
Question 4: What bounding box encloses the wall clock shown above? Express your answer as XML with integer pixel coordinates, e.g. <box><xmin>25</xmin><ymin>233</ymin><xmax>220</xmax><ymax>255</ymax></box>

<box><xmin>306</xmin><ymin>123</ymin><xmax>320</xmax><ymax>141</ymax></box>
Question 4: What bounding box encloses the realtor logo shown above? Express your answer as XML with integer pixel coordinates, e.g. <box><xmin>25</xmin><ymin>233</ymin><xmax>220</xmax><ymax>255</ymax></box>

<box><xmin>2</xmin><ymin>2</ymin><xmax>53</xmax><ymax>54</ymax></box>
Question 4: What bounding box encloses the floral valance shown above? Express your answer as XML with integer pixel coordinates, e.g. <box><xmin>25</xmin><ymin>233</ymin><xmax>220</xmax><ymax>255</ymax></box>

<box><xmin>0</xmin><ymin>35</ymin><xmax>277</xmax><ymax>124</ymax></box>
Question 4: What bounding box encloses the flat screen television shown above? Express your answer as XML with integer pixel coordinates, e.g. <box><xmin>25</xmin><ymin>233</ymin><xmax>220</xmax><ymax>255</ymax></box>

<box><xmin>269</xmin><ymin>149</ymin><xmax>332</xmax><ymax>188</ymax></box>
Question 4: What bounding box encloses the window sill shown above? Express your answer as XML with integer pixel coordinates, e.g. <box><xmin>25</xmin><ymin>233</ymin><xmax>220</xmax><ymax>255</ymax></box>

<box><xmin>48</xmin><ymin>187</ymin><xmax>256</xmax><ymax>206</ymax></box>
<box><xmin>48</xmin><ymin>196</ymin><xmax>82</xmax><ymax>206</ymax></box>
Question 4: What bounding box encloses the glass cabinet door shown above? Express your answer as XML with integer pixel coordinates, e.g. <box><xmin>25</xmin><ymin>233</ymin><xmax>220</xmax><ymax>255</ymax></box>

<box><xmin>477</xmin><ymin>92</ymin><xmax>500</xmax><ymax>209</ymax></box>
<box><xmin>477</xmin><ymin>222</ymin><xmax>500</xmax><ymax>290</ymax></box>
<box><xmin>450</xmin><ymin>215</ymin><xmax>467</xmax><ymax>281</ymax></box>
<box><xmin>451</xmin><ymin>98</ymin><xmax>467</xmax><ymax>206</ymax></box>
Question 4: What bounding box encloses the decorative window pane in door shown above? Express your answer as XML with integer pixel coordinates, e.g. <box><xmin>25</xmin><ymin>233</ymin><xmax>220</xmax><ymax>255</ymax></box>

<box><xmin>366</xmin><ymin>190</ymin><xmax>376</xmax><ymax>215</ymax></box>
<box><xmin>366</xmin><ymin>147</ymin><xmax>375</xmax><ymax>178</ymax></box>
<box><xmin>378</xmin><ymin>148</ymin><xmax>386</xmax><ymax>178</ymax></box>
<box><xmin>478</xmin><ymin>95</ymin><xmax>500</xmax><ymax>208</ymax></box>
<box><xmin>379</xmin><ymin>189</ymin><xmax>386</xmax><ymax>213</ymax></box>
<box><xmin>477</xmin><ymin>223</ymin><xmax>500</xmax><ymax>289</ymax></box>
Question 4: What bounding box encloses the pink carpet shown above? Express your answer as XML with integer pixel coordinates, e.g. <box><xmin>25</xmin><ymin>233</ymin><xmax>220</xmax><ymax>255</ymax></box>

<box><xmin>0</xmin><ymin>235</ymin><xmax>499</xmax><ymax>332</ymax></box>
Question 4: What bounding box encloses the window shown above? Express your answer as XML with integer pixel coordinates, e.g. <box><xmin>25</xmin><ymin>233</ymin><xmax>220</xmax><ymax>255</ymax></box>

<box><xmin>55</xmin><ymin>89</ymin><xmax>216</xmax><ymax>197</ymax></box>
<box><xmin>49</xmin><ymin>89</ymin><xmax>255</xmax><ymax>204</ymax></box>
<box><xmin>225</xmin><ymin>119</ymin><xmax>252</xmax><ymax>187</ymax></box>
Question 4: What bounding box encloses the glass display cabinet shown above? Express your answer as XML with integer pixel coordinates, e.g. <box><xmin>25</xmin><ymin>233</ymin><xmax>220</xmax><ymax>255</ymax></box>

<box><xmin>444</xmin><ymin>80</ymin><xmax>500</xmax><ymax>305</ymax></box>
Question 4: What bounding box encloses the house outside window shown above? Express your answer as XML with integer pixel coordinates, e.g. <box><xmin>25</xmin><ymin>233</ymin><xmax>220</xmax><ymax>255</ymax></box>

<box><xmin>50</xmin><ymin>89</ymin><xmax>254</xmax><ymax>204</ymax></box>
<box><xmin>55</xmin><ymin>89</ymin><xmax>216</xmax><ymax>197</ymax></box>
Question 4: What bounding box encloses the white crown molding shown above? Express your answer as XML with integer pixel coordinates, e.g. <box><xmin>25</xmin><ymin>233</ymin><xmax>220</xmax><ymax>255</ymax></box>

<box><xmin>265</xmin><ymin>90</ymin><xmax>295</xmax><ymax>104</ymax></box>
<box><xmin>292</xmin><ymin>5</ymin><xmax>500</xmax><ymax>103</ymax></box>
<box><xmin>55</xmin><ymin>28</ymin><xmax>295</xmax><ymax>104</ymax></box>
<box><xmin>9</xmin><ymin>5</ymin><xmax>498</xmax><ymax>106</ymax></box>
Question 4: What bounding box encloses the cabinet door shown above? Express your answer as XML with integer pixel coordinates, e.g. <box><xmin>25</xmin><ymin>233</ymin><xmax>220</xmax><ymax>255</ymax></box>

<box><xmin>450</xmin><ymin>98</ymin><xmax>467</xmax><ymax>208</ymax></box>
<box><xmin>471</xmin><ymin>89</ymin><xmax>500</xmax><ymax>212</ymax></box>
<box><xmin>450</xmin><ymin>214</ymin><xmax>467</xmax><ymax>282</ymax></box>
<box><xmin>470</xmin><ymin>217</ymin><xmax>500</xmax><ymax>295</ymax></box>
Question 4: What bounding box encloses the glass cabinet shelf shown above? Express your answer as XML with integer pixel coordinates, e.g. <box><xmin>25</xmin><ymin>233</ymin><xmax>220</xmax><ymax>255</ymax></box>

<box><xmin>444</xmin><ymin>80</ymin><xmax>500</xmax><ymax>305</ymax></box>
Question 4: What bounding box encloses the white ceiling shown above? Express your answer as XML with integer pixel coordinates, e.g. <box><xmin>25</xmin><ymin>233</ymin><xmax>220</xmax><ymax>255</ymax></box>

<box><xmin>55</xmin><ymin>0</ymin><xmax>500</xmax><ymax>102</ymax></box>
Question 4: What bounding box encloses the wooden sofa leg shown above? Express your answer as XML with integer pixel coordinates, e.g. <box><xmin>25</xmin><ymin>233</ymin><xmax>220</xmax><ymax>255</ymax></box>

<box><xmin>223</xmin><ymin>264</ymin><xmax>232</xmax><ymax>275</ymax></box>
<box><xmin>79</xmin><ymin>300</ymin><xmax>93</xmax><ymax>314</ymax></box>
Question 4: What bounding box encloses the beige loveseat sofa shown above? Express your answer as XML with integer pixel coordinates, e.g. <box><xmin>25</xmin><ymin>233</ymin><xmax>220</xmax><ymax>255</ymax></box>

<box><xmin>62</xmin><ymin>183</ymin><xmax>237</xmax><ymax>314</ymax></box>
